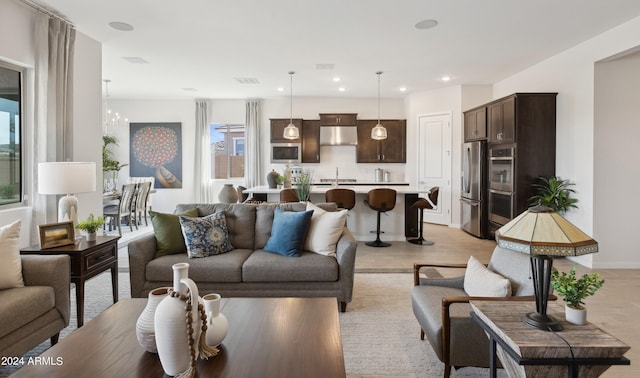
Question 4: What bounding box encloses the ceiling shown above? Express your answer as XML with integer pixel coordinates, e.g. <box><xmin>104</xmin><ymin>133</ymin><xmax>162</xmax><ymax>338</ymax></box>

<box><xmin>32</xmin><ymin>0</ymin><xmax>640</xmax><ymax>100</ymax></box>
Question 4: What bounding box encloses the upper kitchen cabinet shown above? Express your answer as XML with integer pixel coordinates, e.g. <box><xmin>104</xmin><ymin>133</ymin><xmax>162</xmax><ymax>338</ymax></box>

<box><xmin>487</xmin><ymin>93</ymin><xmax>557</xmax><ymax>145</ymax></box>
<box><xmin>301</xmin><ymin>120</ymin><xmax>320</xmax><ymax>163</ymax></box>
<box><xmin>270</xmin><ymin>118</ymin><xmax>303</xmax><ymax>143</ymax></box>
<box><xmin>356</xmin><ymin>119</ymin><xmax>406</xmax><ymax>163</ymax></box>
<box><xmin>488</xmin><ymin>96</ymin><xmax>515</xmax><ymax>144</ymax></box>
<box><xmin>319</xmin><ymin>113</ymin><xmax>357</xmax><ymax>126</ymax></box>
<box><xmin>464</xmin><ymin>107</ymin><xmax>487</xmax><ymax>141</ymax></box>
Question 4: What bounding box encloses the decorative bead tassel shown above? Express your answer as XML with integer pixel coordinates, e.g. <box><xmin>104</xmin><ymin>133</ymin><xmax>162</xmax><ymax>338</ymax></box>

<box><xmin>198</xmin><ymin>302</ymin><xmax>220</xmax><ymax>358</ymax></box>
<box><xmin>167</xmin><ymin>288</ymin><xmax>199</xmax><ymax>378</ymax></box>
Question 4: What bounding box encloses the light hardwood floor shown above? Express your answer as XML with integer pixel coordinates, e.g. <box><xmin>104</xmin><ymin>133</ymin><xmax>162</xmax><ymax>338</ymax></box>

<box><xmin>356</xmin><ymin>223</ymin><xmax>638</xmax><ymax>377</ymax></box>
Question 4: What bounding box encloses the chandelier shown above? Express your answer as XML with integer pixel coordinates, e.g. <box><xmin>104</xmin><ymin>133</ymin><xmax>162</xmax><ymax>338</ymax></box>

<box><xmin>103</xmin><ymin>79</ymin><xmax>128</xmax><ymax>134</ymax></box>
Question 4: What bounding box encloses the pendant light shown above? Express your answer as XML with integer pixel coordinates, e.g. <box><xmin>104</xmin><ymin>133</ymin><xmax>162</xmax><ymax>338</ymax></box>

<box><xmin>371</xmin><ymin>71</ymin><xmax>387</xmax><ymax>140</ymax></box>
<box><xmin>283</xmin><ymin>71</ymin><xmax>299</xmax><ymax>139</ymax></box>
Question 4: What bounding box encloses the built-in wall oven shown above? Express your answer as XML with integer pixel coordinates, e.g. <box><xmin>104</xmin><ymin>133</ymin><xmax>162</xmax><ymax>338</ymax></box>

<box><xmin>488</xmin><ymin>147</ymin><xmax>514</xmax><ymax>227</ymax></box>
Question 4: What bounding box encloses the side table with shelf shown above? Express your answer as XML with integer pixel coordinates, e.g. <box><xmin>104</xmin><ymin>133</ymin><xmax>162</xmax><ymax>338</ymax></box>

<box><xmin>20</xmin><ymin>235</ymin><xmax>120</xmax><ymax>327</ymax></box>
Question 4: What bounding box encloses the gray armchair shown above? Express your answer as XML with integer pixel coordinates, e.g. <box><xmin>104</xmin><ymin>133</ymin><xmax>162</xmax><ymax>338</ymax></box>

<box><xmin>411</xmin><ymin>246</ymin><xmax>536</xmax><ymax>377</ymax></box>
<box><xmin>0</xmin><ymin>254</ymin><xmax>70</xmax><ymax>357</ymax></box>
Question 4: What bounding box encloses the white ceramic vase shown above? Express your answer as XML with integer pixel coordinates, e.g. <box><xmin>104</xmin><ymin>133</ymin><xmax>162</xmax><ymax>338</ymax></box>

<box><xmin>86</xmin><ymin>232</ymin><xmax>97</xmax><ymax>242</ymax></box>
<box><xmin>565</xmin><ymin>304</ymin><xmax>587</xmax><ymax>325</ymax></box>
<box><xmin>154</xmin><ymin>263</ymin><xmax>201</xmax><ymax>376</ymax></box>
<box><xmin>135</xmin><ymin>287</ymin><xmax>170</xmax><ymax>353</ymax></box>
<box><xmin>202</xmin><ymin>293</ymin><xmax>229</xmax><ymax>347</ymax></box>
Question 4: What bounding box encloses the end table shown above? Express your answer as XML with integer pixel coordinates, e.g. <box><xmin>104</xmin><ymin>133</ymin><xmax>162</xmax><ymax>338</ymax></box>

<box><xmin>21</xmin><ymin>235</ymin><xmax>120</xmax><ymax>327</ymax></box>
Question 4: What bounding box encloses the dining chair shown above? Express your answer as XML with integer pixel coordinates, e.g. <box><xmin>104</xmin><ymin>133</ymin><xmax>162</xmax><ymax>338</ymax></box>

<box><xmin>103</xmin><ymin>183</ymin><xmax>136</xmax><ymax>236</ymax></box>
<box><xmin>133</xmin><ymin>181</ymin><xmax>152</xmax><ymax>227</ymax></box>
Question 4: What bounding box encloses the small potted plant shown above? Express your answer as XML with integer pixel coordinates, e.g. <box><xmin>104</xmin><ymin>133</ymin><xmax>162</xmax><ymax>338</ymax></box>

<box><xmin>529</xmin><ymin>176</ymin><xmax>579</xmax><ymax>213</ymax></box>
<box><xmin>76</xmin><ymin>214</ymin><xmax>106</xmax><ymax>242</ymax></box>
<box><xmin>551</xmin><ymin>265</ymin><xmax>604</xmax><ymax>325</ymax></box>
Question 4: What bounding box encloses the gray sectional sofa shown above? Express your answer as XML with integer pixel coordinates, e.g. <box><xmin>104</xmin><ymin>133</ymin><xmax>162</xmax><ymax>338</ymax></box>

<box><xmin>128</xmin><ymin>202</ymin><xmax>357</xmax><ymax>311</ymax></box>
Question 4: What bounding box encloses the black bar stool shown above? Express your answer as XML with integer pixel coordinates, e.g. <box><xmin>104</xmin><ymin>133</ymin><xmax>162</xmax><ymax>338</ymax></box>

<box><xmin>364</xmin><ymin>188</ymin><xmax>397</xmax><ymax>247</ymax></box>
<box><xmin>408</xmin><ymin>187</ymin><xmax>439</xmax><ymax>245</ymax></box>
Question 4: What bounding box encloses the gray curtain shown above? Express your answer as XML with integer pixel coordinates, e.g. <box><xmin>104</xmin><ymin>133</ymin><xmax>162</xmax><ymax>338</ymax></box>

<box><xmin>245</xmin><ymin>100</ymin><xmax>261</xmax><ymax>188</ymax></box>
<box><xmin>31</xmin><ymin>14</ymin><xmax>77</xmax><ymax>239</ymax></box>
<box><xmin>194</xmin><ymin>99</ymin><xmax>214</xmax><ymax>203</ymax></box>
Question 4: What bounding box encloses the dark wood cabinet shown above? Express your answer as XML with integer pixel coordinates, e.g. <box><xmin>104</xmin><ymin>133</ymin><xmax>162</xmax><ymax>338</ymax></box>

<box><xmin>301</xmin><ymin>120</ymin><xmax>320</xmax><ymax>163</ymax></box>
<box><xmin>319</xmin><ymin>113</ymin><xmax>357</xmax><ymax>126</ymax></box>
<box><xmin>484</xmin><ymin>93</ymin><xmax>558</xmax><ymax>236</ymax></box>
<box><xmin>270</xmin><ymin>118</ymin><xmax>303</xmax><ymax>143</ymax></box>
<box><xmin>464</xmin><ymin>107</ymin><xmax>487</xmax><ymax>141</ymax></box>
<box><xmin>356</xmin><ymin>119</ymin><xmax>406</xmax><ymax>163</ymax></box>
<box><xmin>488</xmin><ymin>97</ymin><xmax>515</xmax><ymax>144</ymax></box>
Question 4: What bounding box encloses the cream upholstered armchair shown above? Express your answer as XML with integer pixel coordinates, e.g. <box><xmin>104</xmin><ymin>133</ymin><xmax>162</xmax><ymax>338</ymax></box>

<box><xmin>411</xmin><ymin>246</ymin><xmax>538</xmax><ymax>377</ymax></box>
<box><xmin>0</xmin><ymin>254</ymin><xmax>70</xmax><ymax>357</ymax></box>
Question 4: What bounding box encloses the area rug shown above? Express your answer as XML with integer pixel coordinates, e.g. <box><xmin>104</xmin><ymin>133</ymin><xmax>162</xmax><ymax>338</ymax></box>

<box><xmin>2</xmin><ymin>272</ymin><xmax>502</xmax><ymax>377</ymax></box>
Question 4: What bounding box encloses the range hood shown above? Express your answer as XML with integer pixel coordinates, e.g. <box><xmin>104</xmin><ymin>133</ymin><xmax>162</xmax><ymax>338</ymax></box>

<box><xmin>320</xmin><ymin>126</ymin><xmax>358</xmax><ymax>146</ymax></box>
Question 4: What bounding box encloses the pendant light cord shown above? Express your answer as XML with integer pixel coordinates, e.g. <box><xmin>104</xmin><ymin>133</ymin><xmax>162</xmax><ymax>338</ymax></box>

<box><xmin>289</xmin><ymin>71</ymin><xmax>294</xmax><ymax>125</ymax></box>
<box><xmin>377</xmin><ymin>72</ymin><xmax>382</xmax><ymax>124</ymax></box>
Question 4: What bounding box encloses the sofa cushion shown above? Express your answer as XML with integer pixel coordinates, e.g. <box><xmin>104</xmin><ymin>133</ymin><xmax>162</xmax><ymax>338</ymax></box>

<box><xmin>150</xmin><ymin>208</ymin><xmax>199</xmax><ymax>257</ymax></box>
<box><xmin>464</xmin><ymin>256</ymin><xmax>511</xmax><ymax>297</ymax></box>
<box><xmin>0</xmin><ymin>220</ymin><xmax>23</xmax><ymax>290</ymax></box>
<box><xmin>0</xmin><ymin>286</ymin><xmax>54</xmax><ymax>339</ymax></box>
<box><xmin>179</xmin><ymin>212</ymin><xmax>234</xmax><ymax>258</ymax></box>
<box><xmin>263</xmin><ymin>208</ymin><xmax>314</xmax><ymax>257</ymax></box>
<box><xmin>176</xmin><ymin>203</ymin><xmax>257</xmax><ymax>250</ymax></box>
<box><xmin>243</xmin><ymin>250</ymin><xmax>339</xmax><ymax>282</ymax></box>
<box><xmin>145</xmin><ymin>249</ymin><xmax>254</xmax><ymax>283</ymax></box>
<box><xmin>304</xmin><ymin>202</ymin><xmax>347</xmax><ymax>257</ymax></box>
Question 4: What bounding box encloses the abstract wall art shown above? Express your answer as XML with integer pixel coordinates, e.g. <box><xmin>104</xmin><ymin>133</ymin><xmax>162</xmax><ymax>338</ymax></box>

<box><xmin>130</xmin><ymin>122</ymin><xmax>182</xmax><ymax>188</ymax></box>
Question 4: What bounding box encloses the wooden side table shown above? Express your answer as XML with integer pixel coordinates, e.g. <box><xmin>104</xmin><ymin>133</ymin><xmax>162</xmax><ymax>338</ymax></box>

<box><xmin>21</xmin><ymin>235</ymin><xmax>120</xmax><ymax>327</ymax></box>
<box><xmin>470</xmin><ymin>300</ymin><xmax>630</xmax><ymax>378</ymax></box>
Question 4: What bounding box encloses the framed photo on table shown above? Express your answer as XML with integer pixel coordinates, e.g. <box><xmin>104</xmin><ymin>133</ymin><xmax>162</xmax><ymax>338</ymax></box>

<box><xmin>39</xmin><ymin>221</ymin><xmax>75</xmax><ymax>249</ymax></box>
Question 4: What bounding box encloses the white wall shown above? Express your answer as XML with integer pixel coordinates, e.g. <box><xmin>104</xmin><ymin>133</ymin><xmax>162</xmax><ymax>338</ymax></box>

<box><xmin>493</xmin><ymin>15</ymin><xmax>640</xmax><ymax>268</ymax></box>
<box><xmin>593</xmin><ymin>50</ymin><xmax>640</xmax><ymax>268</ymax></box>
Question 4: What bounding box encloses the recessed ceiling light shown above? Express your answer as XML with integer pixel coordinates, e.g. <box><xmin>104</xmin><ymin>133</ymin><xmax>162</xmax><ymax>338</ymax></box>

<box><xmin>415</xmin><ymin>19</ymin><xmax>438</xmax><ymax>30</ymax></box>
<box><xmin>109</xmin><ymin>22</ymin><xmax>134</xmax><ymax>32</ymax></box>
<box><xmin>333</xmin><ymin>77</ymin><xmax>341</xmax><ymax>82</ymax></box>
<box><xmin>277</xmin><ymin>87</ymin><xmax>285</xmax><ymax>92</ymax></box>
<box><xmin>441</xmin><ymin>76</ymin><xmax>451</xmax><ymax>82</ymax></box>
<box><xmin>399</xmin><ymin>87</ymin><xmax>407</xmax><ymax>92</ymax></box>
<box><xmin>338</xmin><ymin>87</ymin><xmax>346</xmax><ymax>92</ymax></box>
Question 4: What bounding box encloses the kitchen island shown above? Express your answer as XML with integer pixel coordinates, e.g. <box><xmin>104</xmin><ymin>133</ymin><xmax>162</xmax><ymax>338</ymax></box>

<box><xmin>243</xmin><ymin>184</ymin><xmax>421</xmax><ymax>242</ymax></box>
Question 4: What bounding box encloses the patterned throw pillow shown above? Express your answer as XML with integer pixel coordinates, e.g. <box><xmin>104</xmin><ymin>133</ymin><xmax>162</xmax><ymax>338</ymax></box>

<box><xmin>179</xmin><ymin>212</ymin><xmax>234</xmax><ymax>258</ymax></box>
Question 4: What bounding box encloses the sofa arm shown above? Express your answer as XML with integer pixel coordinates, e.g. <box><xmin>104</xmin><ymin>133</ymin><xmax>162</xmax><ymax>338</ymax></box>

<box><xmin>128</xmin><ymin>233</ymin><xmax>158</xmax><ymax>297</ymax></box>
<box><xmin>21</xmin><ymin>254</ymin><xmax>71</xmax><ymax>327</ymax></box>
<box><xmin>335</xmin><ymin>227</ymin><xmax>357</xmax><ymax>307</ymax></box>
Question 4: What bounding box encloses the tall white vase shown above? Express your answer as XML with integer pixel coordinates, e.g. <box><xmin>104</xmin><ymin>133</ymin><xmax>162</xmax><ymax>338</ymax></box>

<box><xmin>136</xmin><ymin>287</ymin><xmax>170</xmax><ymax>353</ymax></box>
<box><xmin>202</xmin><ymin>293</ymin><xmax>229</xmax><ymax>347</ymax></box>
<box><xmin>154</xmin><ymin>263</ymin><xmax>201</xmax><ymax>377</ymax></box>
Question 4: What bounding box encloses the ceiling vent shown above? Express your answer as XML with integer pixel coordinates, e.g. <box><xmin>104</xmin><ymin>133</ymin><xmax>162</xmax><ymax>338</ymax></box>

<box><xmin>316</xmin><ymin>63</ymin><xmax>335</xmax><ymax>70</ymax></box>
<box><xmin>122</xmin><ymin>56</ymin><xmax>149</xmax><ymax>64</ymax></box>
<box><xmin>234</xmin><ymin>77</ymin><xmax>260</xmax><ymax>84</ymax></box>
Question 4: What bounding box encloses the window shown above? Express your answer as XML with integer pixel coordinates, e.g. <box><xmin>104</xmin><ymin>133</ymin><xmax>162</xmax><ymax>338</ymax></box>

<box><xmin>0</xmin><ymin>61</ymin><xmax>24</xmax><ymax>207</ymax></box>
<box><xmin>210</xmin><ymin>123</ymin><xmax>245</xmax><ymax>179</ymax></box>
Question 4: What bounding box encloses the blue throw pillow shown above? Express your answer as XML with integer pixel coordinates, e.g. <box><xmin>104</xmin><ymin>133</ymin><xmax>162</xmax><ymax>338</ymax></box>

<box><xmin>263</xmin><ymin>208</ymin><xmax>314</xmax><ymax>257</ymax></box>
<box><xmin>179</xmin><ymin>212</ymin><xmax>234</xmax><ymax>258</ymax></box>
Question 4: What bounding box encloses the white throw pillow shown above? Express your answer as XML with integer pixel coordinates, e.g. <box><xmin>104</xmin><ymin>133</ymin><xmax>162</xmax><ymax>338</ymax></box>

<box><xmin>303</xmin><ymin>202</ymin><xmax>347</xmax><ymax>257</ymax></box>
<box><xmin>463</xmin><ymin>255</ymin><xmax>511</xmax><ymax>297</ymax></box>
<box><xmin>0</xmin><ymin>220</ymin><xmax>24</xmax><ymax>290</ymax></box>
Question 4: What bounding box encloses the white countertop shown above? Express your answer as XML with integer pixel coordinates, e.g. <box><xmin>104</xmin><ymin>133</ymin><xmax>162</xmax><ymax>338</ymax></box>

<box><xmin>244</xmin><ymin>185</ymin><xmax>422</xmax><ymax>195</ymax></box>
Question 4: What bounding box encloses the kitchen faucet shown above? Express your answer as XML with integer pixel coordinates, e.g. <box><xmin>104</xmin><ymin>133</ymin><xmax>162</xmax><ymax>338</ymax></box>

<box><xmin>334</xmin><ymin>167</ymin><xmax>339</xmax><ymax>187</ymax></box>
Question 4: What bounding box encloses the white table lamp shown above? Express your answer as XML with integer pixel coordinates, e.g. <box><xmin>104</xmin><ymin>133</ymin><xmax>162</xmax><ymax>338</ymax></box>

<box><xmin>38</xmin><ymin>162</ymin><xmax>97</xmax><ymax>226</ymax></box>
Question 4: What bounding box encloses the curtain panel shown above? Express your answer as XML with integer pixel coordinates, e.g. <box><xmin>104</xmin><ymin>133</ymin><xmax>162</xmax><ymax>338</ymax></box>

<box><xmin>245</xmin><ymin>100</ymin><xmax>261</xmax><ymax>188</ymax></box>
<box><xmin>194</xmin><ymin>99</ymin><xmax>213</xmax><ymax>203</ymax></box>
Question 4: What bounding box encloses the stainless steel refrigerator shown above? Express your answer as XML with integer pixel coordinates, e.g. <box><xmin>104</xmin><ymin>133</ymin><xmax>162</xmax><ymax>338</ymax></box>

<box><xmin>461</xmin><ymin>141</ymin><xmax>487</xmax><ymax>238</ymax></box>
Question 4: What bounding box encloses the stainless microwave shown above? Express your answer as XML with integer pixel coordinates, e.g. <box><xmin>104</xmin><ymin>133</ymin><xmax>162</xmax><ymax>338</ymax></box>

<box><xmin>271</xmin><ymin>143</ymin><xmax>301</xmax><ymax>163</ymax></box>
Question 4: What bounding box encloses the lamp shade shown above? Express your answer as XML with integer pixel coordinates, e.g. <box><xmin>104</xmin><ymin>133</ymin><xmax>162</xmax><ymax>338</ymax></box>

<box><xmin>38</xmin><ymin>162</ymin><xmax>97</xmax><ymax>195</ymax></box>
<box><xmin>495</xmin><ymin>205</ymin><xmax>598</xmax><ymax>256</ymax></box>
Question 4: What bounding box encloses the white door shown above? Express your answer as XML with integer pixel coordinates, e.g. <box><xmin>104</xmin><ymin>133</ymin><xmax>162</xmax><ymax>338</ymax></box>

<box><xmin>417</xmin><ymin>113</ymin><xmax>452</xmax><ymax>225</ymax></box>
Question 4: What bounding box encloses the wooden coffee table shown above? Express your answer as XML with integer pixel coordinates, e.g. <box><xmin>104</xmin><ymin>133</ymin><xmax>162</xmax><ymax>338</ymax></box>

<box><xmin>11</xmin><ymin>297</ymin><xmax>346</xmax><ymax>377</ymax></box>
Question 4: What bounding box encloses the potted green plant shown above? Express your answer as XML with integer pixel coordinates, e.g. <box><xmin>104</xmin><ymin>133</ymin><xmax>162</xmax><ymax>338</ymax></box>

<box><xmin>76</xmin><ymin>214</ymin><xmax>106</xmax><ymax>242</ymax></box>
<box><xmin>551</xmin><ymin>265</ymin><xmax>604</xmax><ymax>325</ymax></box>
<box><xmin>529</xmin><ymin>176</ymin><xmax>579</xmax><ymax>213</ymax></box>
<box><xmin>103</xmin><ymin>135</ymin><xmax>128</xmax><ymax>192</ymax></box>
<box><xmin>295</xmin><ymin>169</ymin><xmax>313</xmax><ymax>202</ymax></box>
